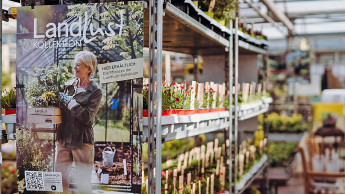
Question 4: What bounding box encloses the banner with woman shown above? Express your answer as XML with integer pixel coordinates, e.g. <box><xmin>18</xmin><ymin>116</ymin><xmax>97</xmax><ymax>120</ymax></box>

<box><xmin>16</xmin><ymin>2</ymin><xmax>143</xmax><ymax>193</ymax></box>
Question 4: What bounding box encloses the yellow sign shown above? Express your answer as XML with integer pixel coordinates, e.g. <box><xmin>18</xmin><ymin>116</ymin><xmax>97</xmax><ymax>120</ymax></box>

<box><xmin>10</xmin><ymin>7</ymin><xmax>17</xmax><ymax>19</ymax></box>
<box><xmin>313</xmin><ymin>103</ymin><xmax>345</xmax><ymax>132</ymax></box>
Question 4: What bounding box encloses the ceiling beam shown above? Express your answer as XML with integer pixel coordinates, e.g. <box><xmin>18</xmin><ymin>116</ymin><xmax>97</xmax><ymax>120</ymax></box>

<box><xmin>260</xmin><ymin>0</ymin><xmax>294</xmax><ymax>31</ymax></box>
<box><xmin>243</xmin><ymin>0</ymin><xmax>285</xmax><ymax>33</ymax></box>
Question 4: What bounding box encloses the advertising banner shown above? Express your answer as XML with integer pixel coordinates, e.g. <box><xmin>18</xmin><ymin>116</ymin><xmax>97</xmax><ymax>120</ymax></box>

<box><xmin>16</xmin><ymin>2</ymin><xmax>143</xmax><ymax>193</ymax></box>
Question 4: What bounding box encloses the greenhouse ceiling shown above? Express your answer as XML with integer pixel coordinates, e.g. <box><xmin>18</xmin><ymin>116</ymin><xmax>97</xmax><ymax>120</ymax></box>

<box><xmin>240</xmin><ymin>0</ymin><xmax>345</xmax><ymax>39</ymax></box>
<box><xmin>2</xmin><ymin>0</ymin><xmax>345</xmax><ymax>40</ymax></box>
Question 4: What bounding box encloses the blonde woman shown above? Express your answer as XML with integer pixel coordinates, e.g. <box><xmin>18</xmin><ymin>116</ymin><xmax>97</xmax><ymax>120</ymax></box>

<box><xmin>57</xmin><ymin>50</ymin><xmax>102</xmax><ymax>193</ymax></box>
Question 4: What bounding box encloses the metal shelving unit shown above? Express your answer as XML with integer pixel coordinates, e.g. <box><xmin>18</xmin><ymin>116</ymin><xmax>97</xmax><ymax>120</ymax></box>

<box><xmin>145</xmin><ymin>0</ymin><xmax>269</xmax><ymax>193</ymax></box>
<box><xmin>236</xmin><ymin>155</ymin><xmax>269</xmax><ymax>194</ymax></box>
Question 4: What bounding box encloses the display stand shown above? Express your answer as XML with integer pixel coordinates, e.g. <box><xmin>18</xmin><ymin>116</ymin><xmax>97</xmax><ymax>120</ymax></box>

<box><xmin>145</xmin><ymin>1</ymin><xmax>269</xmax><ymax>194</ymax></box>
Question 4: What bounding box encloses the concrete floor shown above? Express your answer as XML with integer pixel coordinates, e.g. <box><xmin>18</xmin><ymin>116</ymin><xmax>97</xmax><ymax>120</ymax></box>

<box><xmin>278</xmin><ymin>175</ymin><xmax>304</xmax><ymax>194</ymax></box>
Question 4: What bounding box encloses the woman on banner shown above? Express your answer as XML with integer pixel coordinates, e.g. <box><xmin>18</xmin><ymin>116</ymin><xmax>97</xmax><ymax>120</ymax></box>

<box><xmin>57</xmin><ymin>50</ymin><xmax>102</xmax><ymax>193</ymax></box>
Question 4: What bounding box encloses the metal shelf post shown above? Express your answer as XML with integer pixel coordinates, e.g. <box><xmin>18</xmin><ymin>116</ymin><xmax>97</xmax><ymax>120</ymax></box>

<box><xmin>234</xmin><ymin>17</ymin><xmax>239</xmax><ymax>193</ymax></box>
<box><xmin>229</xmin><ymin>20</ymin><xmax>234</xmax><ymax>194</ymax></box>
<box><xmin>147</xmin><ymin>0</ymin><xmax>157</xmax><ymax>192</ymax></box>
<box><xmin>155</xmin><ymin>0</ymin><xmax>163</xmax><ymax>192</ymax></box>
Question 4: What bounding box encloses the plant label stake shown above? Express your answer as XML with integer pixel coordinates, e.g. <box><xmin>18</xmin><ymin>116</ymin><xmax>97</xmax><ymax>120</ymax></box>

<box><xmin>220</xmin><ymin>156</ymin><xmax>224</xmax><ymax>170</ymax></box>
<box><xmin>202</xmin><ymin>157</ymin><xmax>205</xmax><ymax>175</ymax></box>
<box><xmin>199</xmin><ymin>180</ymin><xmax>201</xmax><ymax>194</ymax></box>
<box><xmin>205</xmin><ymin>82</ymin><xmax>210</xmax><ymax>108</ymax></box>
<box><xmin>189</xmin><ymin>149</ymin><xmax>194</xmax><ymax>166</ymax></box>
<box><xmin>246</xmin><ymin>151</ymin><xmax>250</xmax><ymax>167</ymax></box>
<box><xmin>146</xmin><ymin>178</ymin><xmax>148</xmax><ymax>192</ymax></box>
<box><xmin>206</xmin><ymin>177</ymin><xmax>210</xmax><ymax>194</ymax></box>
<box><xmin>178</xmin><ymin>154</ymin><xmax>184</xmax><ymax>172</ymax></box>
<box><xmin>197</xmin><ymin>147</ymin><xmax>201</xmax><ymax>172</ymax></box>
<box><xmin>214</xmin><ymin>139</ymin><xmax>218</xmax><ymax>154</ymax></box>
<box><xmin>211</xmin><ymin>174</ymin><xmax>214</xmax><ymax>194</ymax></box>
<box><xmin>220</xmin><ymin>167</ymin><xmax>226</xmax><ymax>188</ymax></box>
<box><xmin>257</xmin><ymin>83</ymin><xmax>262</xmax><ymax>97</ymax></box>
<box><xmin>165</xmin><ymin>184</ymin><xmax>168</xmax><ymax>194</ymax></box>
<box><xmin>187</xmin><ymin>172</ymin><xmax>191</xmax><ymax>188</ymax></box>
<box><xmin>205</xmin><ymin>152</ymin><xmax>209</xmax><ymax>168</ymax></box>
<box><xmin>250</xmin><ymin>145</ymin><xmax>256</xmax><ymax>160</ymax></box>
<box><xmin>184</xmin><ymin>151</ymin><xmax>189</xmax><ymax>169</ymax></box>
<box><xmin>191</xmin><ymin>81</ymin><xmax>196</xmax><ymax>109</ymax></box>
<box><xmin>207</xmin><ymin>141</ymin><xmax>214</xmax><ymax>165</ymax></box>
<box><xmin>239</xmin><ymin>153</ymin><xmax>244</xmax><ymax>175</ymax></box>
<box><xmin>192</xmin><ymin>182</ymin><xmax>196</xmax><ymax>194</ymax></box>
<box><xmin>173</xmin><ymin>169</ymin><xmax>177</xmax><ymax>193</ymax></box>
<box><xmin>179</xmin><ymin>175</ymin><xmax>183</xmax><ymax>194</ymax></box>
<box><xmin>197</xmin><ymin>83</ymin><xmax>204</xmax><ymax>109</ymax></box>
<box><xmin>216</xmin><ymin>159</ymin><xmax>220</xmax><ymax>175</ymax></box>
<box><xmin>182</xmin><ymin>166</ymin><xmax>185</xmax><ymax>177</ymax></box>
<box><xmin>166</xmin><ymin>170</ymin><xmax>169</xmax><ymax>182</ymax></box>
<box><xmin>142</xmin><ymin>168</ymin><xmax>145</xmax><ymax>184</ymax></box>
<box><xmin>208</xmin><ymin>0</ymin><xmax>216</xmax><ymax>13</ymax></box>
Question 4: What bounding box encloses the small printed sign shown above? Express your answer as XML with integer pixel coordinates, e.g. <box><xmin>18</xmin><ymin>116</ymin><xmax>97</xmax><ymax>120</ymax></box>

<box><xmin>98</xmin><ymin>58</ymin><xmax>143</xmax><ymax>83</ymax></box>
<box><xmin>25</xmin><ymin>171</ymin><xmax>63</xmax><ymax>192</ymax></box>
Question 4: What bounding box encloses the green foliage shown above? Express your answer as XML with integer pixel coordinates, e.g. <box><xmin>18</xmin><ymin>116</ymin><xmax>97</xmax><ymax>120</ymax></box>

<box><xmin>199</xmin><ymin>0</ymin><xmax>239</xmax><ymax>21</ymax></box>
<box><xmin>143</xmin><ymin>84</ymin><xmax>148</xmax><ymax>110</ymax></box>
<box><xmin>261</xmin><ymin>113</ymin><xmax>308</xmax><ymax>133</ymax></box>
<box><xmin>162</xmin><ymin>82</ymin><xmax>173</xmax><ymax>110</ymax></box>
<box><xmin>67</xmin><ymin>2</ymin><xmax>143</xmax><ymax>59</ymax></box>
<box><xmin>269</xmin><ymin>142</ymin><xmax>297</xmax><ymax>167</ymax></box>
<box><xmin>2</xmin><ymin>71</ymin><xmax>13</xmax><ymax>89</ymax></box>
<box><xmin>203</xmin><ymin>87</ymin><xmax>214</xmax><ymax>109</ymax></box>
<box><xmin>1</xmin><ymin>88</ymin><xmax>16</xmax><ymax>109</ymax></box>
<box><xmin>171</xmin><ymin>82</ymin><xmax>193</xmax><ymax>110</ymax></box>
<box><xmin>25</xmin><ymin>66</ymin><xmax>61</xmax><ymax>107</ymax></box>
<box><xmin>223</xmin><ymin>93</ymin><xmax>230</xmax><ymax>108</ymax></box>
<box><xmin>16</xmin><ymin>129</ymin><xmax>53</xmax><ymax>192</ymax></box>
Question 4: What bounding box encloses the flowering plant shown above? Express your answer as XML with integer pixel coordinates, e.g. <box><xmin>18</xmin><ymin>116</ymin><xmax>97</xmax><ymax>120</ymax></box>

<box><xmin>171</xmin><ymin>82</ymin><xmax>192</xmax><ymax>110</ymax></box>
<box><xmin>25</xmin><ymin>66</ymin><xmax>60</xmax><ymax>107</ymax></box>
<box><xmin>143</xmin><ymin>79</ymin><xmax>173</xmax><ymax>111</ymax></box>
<box><xmin>143</xmin><ymin>84</ymin><xmax>148</xmax><ymax>110</ymax></box>
<box><xmin>203</xmin><ymin>88</ymin><xmax>214</xmax><ymax>108</ymax></box>
<box><xmin>162</xmin><ymin>79</ymin><xmax>172</xmax><ymax>110</ymax></box>
<box><xmin>223</xmin><ymin>93</ymin><xmax>230</xmax><ymax>108</ymax></box>
<box><xmin>1</xmin><ymin>88</ymin><xmax>16</xmax><ymax>109</ymax></box>
<box><xmin>1</xmin><ymin>161</ymin><xmax>18</xmax><ymax>194</ymax></box>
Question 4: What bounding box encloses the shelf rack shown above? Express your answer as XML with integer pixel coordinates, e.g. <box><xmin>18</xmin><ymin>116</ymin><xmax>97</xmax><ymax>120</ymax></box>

<box><xmin>237</xmin><ymin>155</ymin><xmax>269</xmax><ymax>194</ymax></box>
<box><xmin>142</xmin><ymin>97</ymin><xmax>273</xmax><ymax>142</ymax></box>
<box><xmin>145</xmin><ymin>0</ymin><xmax>269</xmax><ymax>193</ymax></box>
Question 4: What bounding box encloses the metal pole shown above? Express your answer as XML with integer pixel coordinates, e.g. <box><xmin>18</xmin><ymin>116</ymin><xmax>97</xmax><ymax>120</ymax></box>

<box><xmin>228</xmin><ymin>20</ymin><xmax>234</xmax><ymax>194</ymax></box>
<box><xmin>234</xmin><ymin>17</ymin><xmax>239</xmax><ymax>193</ymax></box>
<box><xmin>130</xmin><ymin>80</ymin><xmax>134</xmax><ymax>185</ymax></box>
<box><xmin>105</xmin><ymin>83</ymin><xmax>108</xmax><ymax>142</ymax></box>
<box><xmin>155</xmin><ymin>0</ymin><xmax>163</xmax><ymax>192</ymax></box>
<box><xmin>147</xmin><ymin>0</ymin><xmax>157</xmax><ymax>192</ymax></box>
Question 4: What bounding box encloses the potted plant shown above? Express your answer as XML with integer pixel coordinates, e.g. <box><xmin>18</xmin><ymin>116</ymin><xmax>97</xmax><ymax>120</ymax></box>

<box><xmin>143</xmin><ymin>83</ymin><xmax>148</xmax><ymax>117</ymax></box>
<box><xmin>162</xmin><ymin>79</ymin><xmax>173</xmax><ymax>116</ymax></box>
<box><xmin>199</xmin><ymin>0</ymin><xmax>239</xmax><ymax>25</ymax></box>
<box><xmin>1</xmin><ymin>88</ymin><xmax>16</xmax><ymax>115</ymax></box>
<box><xmin>143</xmin><ymin>79</ymin><xmax>173</xmax><ymax>117</ymax></box>
<box><xmin>25</xmin><ymin>66</ymin><xmax>61</xmax><ymax>123</ymax></box>
<box><xmin>171</xmin><ymin>82</ymin><xmax>193</xmax><ymax>115</ymax></box>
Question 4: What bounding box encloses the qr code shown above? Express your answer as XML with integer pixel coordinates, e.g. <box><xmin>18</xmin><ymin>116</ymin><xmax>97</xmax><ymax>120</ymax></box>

<box><xmin>25</xmin><ymin>171</ymin><xmax>45</xmax><ymax>191</ymax></box>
